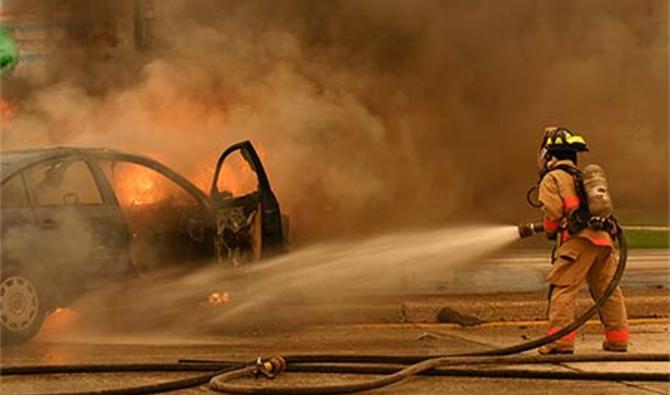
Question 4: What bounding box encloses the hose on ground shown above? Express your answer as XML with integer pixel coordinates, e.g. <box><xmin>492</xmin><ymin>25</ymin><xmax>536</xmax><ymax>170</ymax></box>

<box><xmin>210</xmin><ymin>353</ymin><xmax>670</xmax><ymax>395</ymax></box>
<box><xmin>2</xmin><ymin>354</ymin><xmax>668</xmax><ymax>395</ymax></box>
<box><xmin>0</xmin><ymin>363</ymin><xmax>245</xmax><ymax>395</ymax></box>
<box><xmin>3</xmin><ymin>353</ymin><xmax>668</xmax><ymax>376</ymax></box>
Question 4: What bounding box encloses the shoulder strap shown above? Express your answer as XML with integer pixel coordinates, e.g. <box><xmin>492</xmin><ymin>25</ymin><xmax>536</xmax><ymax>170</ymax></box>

<box><xmin>552</xmin><ymin>164</ymin><xmax>581</xmax><ymax>177</ymax></box>
<box><xmin>552</xmin><ymin>165</ymin><xmax>589</xmax><ymax>214</ymax></box>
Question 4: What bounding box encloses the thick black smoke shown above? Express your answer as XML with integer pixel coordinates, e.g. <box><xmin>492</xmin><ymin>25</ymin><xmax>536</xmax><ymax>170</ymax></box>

<box><xmin>2</xmin><ymin>0</ymin><xmax>668</xmax><ymax>242</ymax></box>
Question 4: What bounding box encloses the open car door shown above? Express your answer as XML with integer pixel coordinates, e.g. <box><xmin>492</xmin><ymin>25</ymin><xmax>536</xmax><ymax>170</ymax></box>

<box><xmin>210</xmin><ymin>141</ymin><xmax>285</xmax><ymax>265</ymax></box>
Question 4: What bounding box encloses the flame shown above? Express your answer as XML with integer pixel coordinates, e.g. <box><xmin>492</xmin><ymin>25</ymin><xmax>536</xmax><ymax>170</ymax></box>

<box><xmin>111</xmin><ymin>163</ymin><xmax>188</xmax><ymax>207</ymax></box>
<box><xmin>36</xmin><ymin>307</ymin><xmax>81</xmax><ymax>339</ymax></box>
<box><xmin>213</xmin><ymin>143</ymin><xmax>268</xmax><ymax>197</ymax></box>
<box><xmin>216</xmin><ymin>163</ymin><xmax>255</xmax><ymax>196</ymax></box>
<box><xmin>104</xmin><ymin>136</ymin><xmax>269</xmax><ymax>207</ymax></box>
<box><xmin>0</xmin><ymin>97</ymin><xmax>19</xmax><ymax>121</ymax></box>
<box><xmin>205</xmin><ymin>291</ymin><xmax>231</xmax><ymax>305</ymax></box>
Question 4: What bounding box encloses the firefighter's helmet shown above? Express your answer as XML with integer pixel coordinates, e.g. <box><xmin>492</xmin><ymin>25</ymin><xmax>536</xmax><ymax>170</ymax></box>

<box><xmin>540</xmin><ymin>126</ymin><xmax>589</xmax><ymax>153</ymax></box>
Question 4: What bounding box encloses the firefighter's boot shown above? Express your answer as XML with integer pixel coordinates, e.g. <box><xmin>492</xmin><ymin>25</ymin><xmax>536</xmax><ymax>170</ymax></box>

<box><xmin>537</xmin><ymin>343</ymin><xmax>574</xmax><ymax>355</ymax></box>
<box><xmin>602</xmin><ymin>340</ymin><xmax>627</xmax><ymax>352</ymax></box>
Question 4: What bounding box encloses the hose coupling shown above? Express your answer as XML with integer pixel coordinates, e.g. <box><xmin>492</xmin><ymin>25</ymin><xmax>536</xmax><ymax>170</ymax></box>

<box><xmin>518</xmin><ymin>222</ymin><xmax>545</xmax><ymax>239</ymax></box>
<box><xmin>254</xmin><ymin>356</ymin><xmax>287</xmax><ymax>379</ymax></box>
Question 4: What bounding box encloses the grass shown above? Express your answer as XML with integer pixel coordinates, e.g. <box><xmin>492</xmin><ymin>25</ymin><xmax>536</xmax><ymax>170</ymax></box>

<box><xmin>624</xmin><ymin>229</ymin><xmax>670</xmax><ymax>249</ymax></box>
<box><xmin>512</xmin><ymin>227</ymin><xmax>669</xmax><ymax>249</ymax></box>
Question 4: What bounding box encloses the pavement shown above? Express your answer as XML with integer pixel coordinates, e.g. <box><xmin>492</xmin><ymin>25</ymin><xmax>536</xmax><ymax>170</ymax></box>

<box><xmin>396</xmin><ymin>248</ymin><xmax>669</xmax><ymax>294</ymax></box>
<box><xmin>1</xmin><ymin>321</ymin><xmax>669</xmax><ymax>394</ymax></box>
<box><xmin>1</xmin><ymin>248</ymin><xmax>668</xmax><ymax>394</ymax></box>
<box><xmin>270</xmin><ymin>248</ymin><xmax>670</xmax><ymax>325</ymax></box>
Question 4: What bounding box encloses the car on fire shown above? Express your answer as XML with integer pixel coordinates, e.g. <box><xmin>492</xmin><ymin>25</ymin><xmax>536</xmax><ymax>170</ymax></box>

<box><xmin>0</xmin><ymin>141</ymin><xmax>287</xmax><ymax>344</ymax></box>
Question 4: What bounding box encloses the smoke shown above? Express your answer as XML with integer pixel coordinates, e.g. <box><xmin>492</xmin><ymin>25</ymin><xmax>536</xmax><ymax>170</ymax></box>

<box><xmin>2</xmin><ymin>0</ymin><xmax>668</xmax><ymax>242</ymax></box>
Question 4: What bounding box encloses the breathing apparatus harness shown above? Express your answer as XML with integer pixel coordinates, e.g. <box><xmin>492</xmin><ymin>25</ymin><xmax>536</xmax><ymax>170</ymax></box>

<box><xmin>527</xmin><ymin>164</ymin><xmax>620</xmax><ymax>240</ymax></box>
<box><xmin>554</xmin><ymin>164</ymin><xmax>618</xmax><ymax>237</ymax></box>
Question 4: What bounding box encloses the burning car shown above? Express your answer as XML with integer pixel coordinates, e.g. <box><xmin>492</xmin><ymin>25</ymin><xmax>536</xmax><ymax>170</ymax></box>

<box><xmin>0</xmin><ymin>141</ymin><xmax>286</xmax><ymax>344</ymax></box>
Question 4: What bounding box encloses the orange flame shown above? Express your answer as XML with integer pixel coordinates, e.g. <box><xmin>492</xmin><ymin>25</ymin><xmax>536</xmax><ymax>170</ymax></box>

<box><xmin>113</xmin><ymin>165</ymin><xmax>170</xmax><ymax>206</ymax></box>
<box><xmin>205</xmin><ymin>291</ymin><xmax>231</xmax><ymax>305</ymax></box>
<box><xmin>213</xmin><ymin>143</ymin><xmax>268</xmax><ymax>197</ymax></box>
<box><xmin>107</xmin><ymin>140</ymin><xmax>269</xmax><ymax>207</ymax></box>
<box><xmin>36</xmin><ymin>307</ymin><xmax>81</xmax><ymax>339</ymax></box>
<box><xmin>0</xmin><ymin>98</ymin><xmax>19</xmax><ymax>121</ymax></box>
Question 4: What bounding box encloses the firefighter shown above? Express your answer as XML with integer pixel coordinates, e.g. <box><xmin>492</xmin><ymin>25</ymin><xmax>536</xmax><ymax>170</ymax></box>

<box><xmin>536</xmin><ymin>126</ymin><xmax>628</xmax><ymax>354</ymax></box>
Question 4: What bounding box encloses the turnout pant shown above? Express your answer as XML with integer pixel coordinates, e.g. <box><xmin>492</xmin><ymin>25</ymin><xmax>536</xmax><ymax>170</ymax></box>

<box><xmin>546</xmin><ymin>237</ymin><xmax>628</xmax><ymax>347</ymax></box>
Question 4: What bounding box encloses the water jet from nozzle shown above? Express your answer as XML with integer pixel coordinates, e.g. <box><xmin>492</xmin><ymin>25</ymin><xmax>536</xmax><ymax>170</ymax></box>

<box><xmin>518</xmin><ymin>222</ymin><xmax>544</xmax><ymax>238</ymax></box>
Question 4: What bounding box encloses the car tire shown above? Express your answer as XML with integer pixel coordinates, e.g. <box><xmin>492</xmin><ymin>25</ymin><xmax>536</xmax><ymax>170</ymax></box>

<box><xmin>0</xmin><ymin>274</ymin><xmax>46</xmax><ymax>346</ymax></box>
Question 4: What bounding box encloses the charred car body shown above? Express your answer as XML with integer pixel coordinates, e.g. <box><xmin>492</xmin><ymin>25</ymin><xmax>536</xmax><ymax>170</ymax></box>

<box><xmin>0</xmin><ymin>141</ymin><xmax>286</xmax><ymax>344</ymax></box>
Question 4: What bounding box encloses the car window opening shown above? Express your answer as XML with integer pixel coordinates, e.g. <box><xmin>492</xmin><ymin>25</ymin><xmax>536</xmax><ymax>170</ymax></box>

<box><xmin>25</xmin><ymin>160</ymin><xmax>103</xmax><ymax>206</ymax></box>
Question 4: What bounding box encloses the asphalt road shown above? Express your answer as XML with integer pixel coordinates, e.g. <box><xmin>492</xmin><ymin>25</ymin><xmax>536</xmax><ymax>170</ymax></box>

<box><xmin>1</xmin><ymin>321</ymin><xmax>669</xmax><ymax>395</ymax></box>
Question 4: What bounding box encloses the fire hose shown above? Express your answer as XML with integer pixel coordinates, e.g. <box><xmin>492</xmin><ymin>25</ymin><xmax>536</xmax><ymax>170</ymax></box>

<box><xmin>3</xmin><ymin>226</ymin><xmax>669</xmax><ymax>394</ymax></box>
<box><xmin>1</xmin><ymin>354</ymin><xmax>669</xmax><ymax>395</ymax></box>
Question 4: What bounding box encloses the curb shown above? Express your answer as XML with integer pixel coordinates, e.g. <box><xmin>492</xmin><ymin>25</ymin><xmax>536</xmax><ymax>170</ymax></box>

<box><xmin>399</xmin><ymin>289</ymin><xmax>670</xmax><ymax>325</ymax></box>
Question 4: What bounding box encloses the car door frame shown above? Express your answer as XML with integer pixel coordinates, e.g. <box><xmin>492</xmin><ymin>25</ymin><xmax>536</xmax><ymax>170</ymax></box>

<box><xmin>209</xmin><ymin>141</ymin><xmax>284</xmax><ymax>259</ymax></box>
<box><xmin>0</xmin><ymin>170</ymin><xmax>37</xmax><ymax>275</ymax></box>
<box><xmin>19</xmin><ymin>153</ymin><xmax>131</xmax><ymax>293</ymax></box>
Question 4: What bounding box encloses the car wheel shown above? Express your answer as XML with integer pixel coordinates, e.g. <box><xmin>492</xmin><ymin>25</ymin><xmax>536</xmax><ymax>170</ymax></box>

<box><xmin>0</xmin><ymin>274</ymin><xmax>45</xmax><ymax>345</ymax></box>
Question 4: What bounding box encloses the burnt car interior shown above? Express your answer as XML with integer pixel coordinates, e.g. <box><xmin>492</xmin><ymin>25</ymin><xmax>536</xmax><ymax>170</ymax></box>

<box><xmin>100</xmin><ymin>160</ymin><xmax>212</xmax><ymax>272</ymax></box>
<box><xmin>27</xmin><ymin>159</ymin><xmax>103</xmax><ymax>206</ymax></box>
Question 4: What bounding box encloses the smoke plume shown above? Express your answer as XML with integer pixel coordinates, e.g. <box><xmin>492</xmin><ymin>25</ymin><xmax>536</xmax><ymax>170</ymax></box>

<box><xmin>2</xmin><ymin>0</ymin><xmax>668</xmax><ymax>243</ymax></box>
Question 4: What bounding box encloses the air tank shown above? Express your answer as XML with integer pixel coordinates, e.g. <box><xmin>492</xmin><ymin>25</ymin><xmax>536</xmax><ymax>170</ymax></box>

<box><xmin>582</xmin><ymin>164</ymin><xmax>614</xmax><ymax>218</ymax></box>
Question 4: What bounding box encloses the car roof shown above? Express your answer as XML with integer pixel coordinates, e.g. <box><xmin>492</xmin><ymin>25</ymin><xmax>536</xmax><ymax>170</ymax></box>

<box><xmin>2</xmin><ymin>146</ymin><xmax>123</xmax><ymax>163</ymax></box>
<box><xmin>0</xmin><ymin>146</ymin><xmax>213</xmax><ymax>207</ymax></box>
<box><xmin>1</xmin><ymin>146</ymin><xmax>127</xmax><ymax>177</ymax></box>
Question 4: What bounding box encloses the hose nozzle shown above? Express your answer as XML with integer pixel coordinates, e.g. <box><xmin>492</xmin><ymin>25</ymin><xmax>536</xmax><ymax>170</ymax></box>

<box><xmin>518</xmin><ymin>222</ymin><xmax>544</xmax><ymax>239</ymax></box>
<box><xmin>255</xmin><ymin>356</ymin><xmax>287</xmax><ymax>379</ymax></box>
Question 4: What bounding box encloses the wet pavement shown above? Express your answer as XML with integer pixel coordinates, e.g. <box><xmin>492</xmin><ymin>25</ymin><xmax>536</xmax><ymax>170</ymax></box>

<box><xmin>1</xmin><ymin>321</ymin><xmax>670</xmax><ymax>394</ymax></box>
<box><xmin>2</xmin><ymin>310</ymin><xmax>669</xmax><ymax>394</ymax></box>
